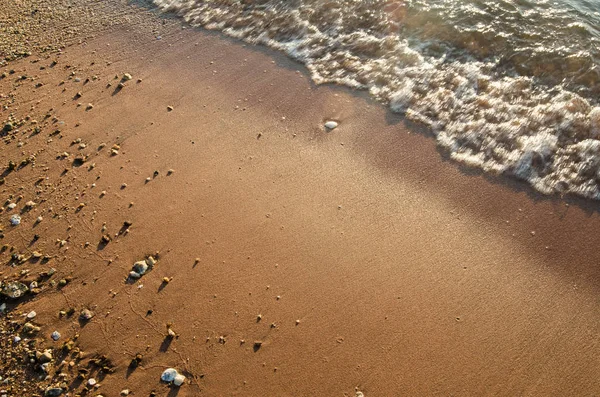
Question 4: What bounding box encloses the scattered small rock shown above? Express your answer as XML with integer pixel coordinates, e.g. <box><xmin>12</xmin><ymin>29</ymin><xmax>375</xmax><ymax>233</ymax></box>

<box><xmin>23</xmin><ymin>322</ymin><xmax>40</xmax><ymax>333</ymax></box>
<box><xmin>9</xmin><ymin>214</ymin><xmax>21</xmax><ymax>225</ymax></box>
<box><xmin>51</xmin><ymin>331</ymin><xmax>61</xmax><ymax>341</ymax></box>
<box><xmin>324</xmin><ymin>120</ymin><xmax>338</xmax><ymax>130</ymax></box>
<box><xmin>80</xmin><ymin>309</ymin><xmax>94</xmax><ymax>321</ymax></box>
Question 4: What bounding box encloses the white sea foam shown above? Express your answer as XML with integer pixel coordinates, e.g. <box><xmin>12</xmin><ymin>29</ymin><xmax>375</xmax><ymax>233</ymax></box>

<box><xmin>152</xmin><ymin>0</ymin><xmax>600</xmax><ymax>199</ymax></box>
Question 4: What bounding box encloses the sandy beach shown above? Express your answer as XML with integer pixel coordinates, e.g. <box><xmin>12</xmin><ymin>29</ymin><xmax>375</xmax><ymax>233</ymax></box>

<box><xmin>2</xmin><ymin>2</ymin><xmax>600</xmax><ymax>396</ymax></box>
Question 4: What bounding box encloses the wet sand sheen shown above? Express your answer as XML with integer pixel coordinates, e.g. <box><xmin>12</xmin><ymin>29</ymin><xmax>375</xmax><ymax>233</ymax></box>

<box><xmin>1</xmin><ymin>21</ymin><xmax>600</xmax><ymax>397</ymax></box>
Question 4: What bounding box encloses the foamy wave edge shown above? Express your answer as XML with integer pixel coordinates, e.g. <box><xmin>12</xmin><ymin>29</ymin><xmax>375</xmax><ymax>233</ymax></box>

<box><xmin>152</xmin><ymin>0</ymin><xmax>600</xmax><ymax>200</ymax></box>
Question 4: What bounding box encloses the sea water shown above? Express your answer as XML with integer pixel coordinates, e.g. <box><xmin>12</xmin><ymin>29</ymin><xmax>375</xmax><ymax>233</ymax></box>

<box><xmin>152</xmin><ymin>0</ymin><xmax>600</xmax><ymax>199</ymax></box>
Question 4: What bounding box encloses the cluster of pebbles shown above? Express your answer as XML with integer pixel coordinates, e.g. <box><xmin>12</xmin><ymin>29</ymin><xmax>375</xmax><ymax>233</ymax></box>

<box><xmin>0</xmin><ymin>24</ymin><xmax>190</xmax><ymax>395</ymax></box>
<box><xmin>0</xmin><ymin>307</ymin><xmax>115</xmax><ymax>397</ymax></box>
<box><xmin>160</xmin><ymin>367</ymin><xmax>186</xmax><ymax>387</ymax></box>
<box><xmin>127</xmin><ymin>255</ymin><xmax>158</xmax><ymax>281</ymax></box>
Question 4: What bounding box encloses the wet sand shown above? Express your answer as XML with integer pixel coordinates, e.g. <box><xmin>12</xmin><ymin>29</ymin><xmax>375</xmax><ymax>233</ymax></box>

<box><xmin>2</xmin><ymin>6</ymin><xmax>600</xmax><ymax>397</ymax></box>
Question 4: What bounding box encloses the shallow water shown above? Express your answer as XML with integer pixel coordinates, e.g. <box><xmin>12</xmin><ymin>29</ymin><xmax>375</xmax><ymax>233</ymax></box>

<box><xmin>152</xmin><ymin>0</ymin><xmax>600</xmax><ymax>199</ymax></box>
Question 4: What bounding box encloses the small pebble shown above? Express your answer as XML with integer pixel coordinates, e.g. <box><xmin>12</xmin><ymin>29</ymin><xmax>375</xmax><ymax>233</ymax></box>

<box><xmin>324</xmin><ymin>120</ymin><xmax>338</xmax><ymax>130</ymax></box>
<box><xmin>80</xmin><ymin>309</ymin><xmax>94</xmax><ymax>321</ymax></box>
<box><xmin>173</xmin><ymin>373</ymin><xmax>186</xmax><ymax>386</ymax></box>
<box><xmin>51</xmin><ymin>331</ymin><xmax>61</xmax><ymax>341</ymax></box>
<box><xmin>161</xmin><ymin>368</ymin><xmax>177</xmax><ymax>382</ymax></box>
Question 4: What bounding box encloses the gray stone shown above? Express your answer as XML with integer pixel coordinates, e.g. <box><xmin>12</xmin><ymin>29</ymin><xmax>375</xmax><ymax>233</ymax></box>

<box><xmin>1</xmin><ymin>281</ymin><xmax>28</xmax><ymax>299</ymax></box>
<box><xmin>161</xmin><ymin>368</ymin><xmax>177</xmax><ymax>383</ymax></box>
<box><xmin>44</xmin><ymin>387</ymin><xmax>64</xmax><ymax>397</ymax></box>
<box><xmin>132</xmin><ymin>261</ymin><xmax>148</xmax><ymax>275</ymax></box>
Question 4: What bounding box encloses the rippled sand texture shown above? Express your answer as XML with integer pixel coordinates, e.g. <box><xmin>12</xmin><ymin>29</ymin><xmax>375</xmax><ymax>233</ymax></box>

<box><xmin>152</xmin><ymin>0</ymin><xmax>600</xmax><ymax>199</ymax></box>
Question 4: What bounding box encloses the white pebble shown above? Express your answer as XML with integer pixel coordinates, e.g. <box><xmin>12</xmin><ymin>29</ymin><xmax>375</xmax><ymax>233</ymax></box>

<box><xmin>173</xmin><ymin>373</ymin><xmax>186</xmax><ymax>386</ymax></box>
<box><xmin>161</xmin><ymin>368</ymin><xmax>177</xmax><ymax>383</ymax></box>
<box><xmin>324</xmin><ymin>120</ymin><xmax>338</xmax><ymax>130</ymax></box>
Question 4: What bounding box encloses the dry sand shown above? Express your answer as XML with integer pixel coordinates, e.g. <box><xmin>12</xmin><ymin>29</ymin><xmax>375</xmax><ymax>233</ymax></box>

<box><xmin>1</xmin><ymin>2</ymin><xmax>600</xmax><ymax>396</ymax></box>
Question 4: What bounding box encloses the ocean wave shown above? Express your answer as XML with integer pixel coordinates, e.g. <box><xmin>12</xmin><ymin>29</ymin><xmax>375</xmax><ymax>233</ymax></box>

<box><xmin>152</xmin><ymin>0</ymin><xmax>600</xmax><ymax>199</ymax></box>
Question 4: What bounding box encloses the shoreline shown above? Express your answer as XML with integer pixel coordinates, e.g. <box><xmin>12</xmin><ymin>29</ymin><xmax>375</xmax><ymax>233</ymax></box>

<box><xmin>1</xmin><ymin>4</ymin><xmax>600</xmax><ymax>396</ymax></box>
